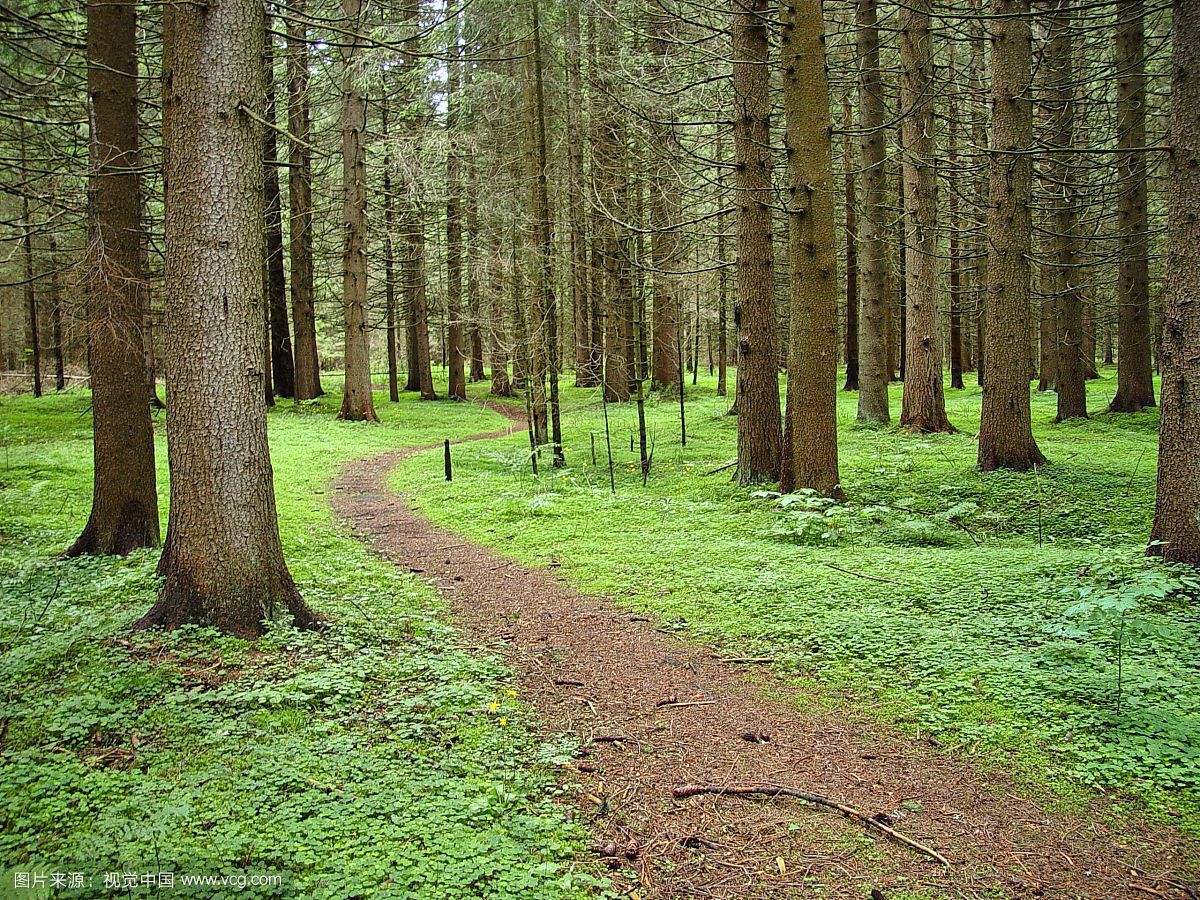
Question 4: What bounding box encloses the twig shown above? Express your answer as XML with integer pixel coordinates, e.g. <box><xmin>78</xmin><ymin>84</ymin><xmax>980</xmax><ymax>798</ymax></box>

<box><xmin>822</xmin><ymin>562</ymin><xmax>910</xmax><ymax>587</ymax></box>
<box><xmin>704</xmin><ymin>459</ymin><xmax>738</xmax><ymax>476</ymax></box>
<box><xmin>655</xmin><ymin>699</ymin><xmax>718</xmax><ymax>710</ymax></box>
<box><xmin>672</xmin><ymin>782</ymin><xmax>950</xmax><ymax>867</ymax></box>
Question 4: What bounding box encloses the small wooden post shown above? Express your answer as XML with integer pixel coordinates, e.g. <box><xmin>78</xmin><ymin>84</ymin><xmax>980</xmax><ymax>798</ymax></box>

<box><xmin>590</xmin><ymin>433</ymin><xmax>596</xmax><ymax>466</ymax></box>
<box><xmin>444</xmin><ymin>440</ymin><xmax>452</xmax><ymax>481</ymax></box>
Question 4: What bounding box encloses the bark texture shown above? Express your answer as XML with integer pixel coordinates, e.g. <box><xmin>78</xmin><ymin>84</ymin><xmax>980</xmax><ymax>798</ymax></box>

<box><xmin>1109</xmin><ymin>0</ymin><xmax>1156</xmax><ymax>412</ymax></box>
<box><xmin>732</xmin><ymin>0</ymin><xmax>782</xmax><ymax>483</ymax></box>
<box><xmin>1149</xmin><ymin>0</ymin><xmax>1200</xmax><ymax>563</ymax></box>
<box><xmin>337</xmin><ymin>0</ymin><xmax>378</xmax><ymax>422</ymax></box>
<box><xmin>779</xmin><ymin>0</ymin><xmax>841</xmax><ymax>498</ymax></box>
<box><xmin>287</xmin><ymin>0</ymin><xmax>322</xmax><ymax>401</ymax></box>
<box><xmin>855</xmin><ymin>0</ymin><xmax>891</xmax><ymax>423</ymax></box>
<box><xmin>143</xmin><ymin>0</ymin><xmax>317</xmax><ymax>636</ymax></box>
<box><xmin>66</xmin><ymin>0</ymin><xmax>160</xmax><ymax>558</ymax></box>
<box><xmin>898</xmin><ymin>0</ymin><xmax>954</xmax><ymax>432</ymax></box>
<box><xmin>978</xmin><ymin>0</ymin><xmax>1045</xmax><ymax>471</ymax></box>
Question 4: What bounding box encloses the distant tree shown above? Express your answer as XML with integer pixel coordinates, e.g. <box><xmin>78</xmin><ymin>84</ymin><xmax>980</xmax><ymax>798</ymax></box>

<box><xmin>854</xmin><ymin>0</ymin><xmax>891</xmax><ymax>424</ymax></box>
<box><xmin>1109</xmin><ymin>0</ymin><xmax>1156</xmax><ymax>413</ymax></box>
<box><xmin>286</xmin><ymin>0</ymin><xmax>322</xmax><ymax>402</ymax></box>
<box><xmin>337</xmin><ymin>0</ymin><xmax>378</xmax><ymax>422</ymax></box>
<box><xmin>898</xmin><ymin>0</ymin><xmax>954</xmax><ymax>433</ymax></box>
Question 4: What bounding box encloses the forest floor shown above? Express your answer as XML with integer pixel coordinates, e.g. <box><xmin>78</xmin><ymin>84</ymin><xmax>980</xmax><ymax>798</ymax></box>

<box><xmin>3</xmin><ymin>370</ymin><xmax>1199</xmax><ymax>899</ymax></box>
<box><xmin>347</xmin><ymin>373</ymin><xmax>1199</xmax><ymax>899</ymax></box>
<box><xmin>0</xmin><ymin>388</ymin><xmax>604</xmax><ymax>899</ymax></box>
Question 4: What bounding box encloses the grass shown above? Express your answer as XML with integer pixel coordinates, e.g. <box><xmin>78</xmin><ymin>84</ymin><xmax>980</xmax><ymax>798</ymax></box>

<box><xmin>0</xmin><ymin>383</ymin><xmax>609</xmax><ymax>899</ymax></box>
<box><xmin>393</xmin><ymin>367</ymin><xmax>1200</xmax><ymax>835</ymax></box>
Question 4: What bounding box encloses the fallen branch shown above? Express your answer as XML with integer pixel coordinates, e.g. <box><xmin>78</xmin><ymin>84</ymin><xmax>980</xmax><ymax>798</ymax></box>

<box><xmin>672</xmin><ymin>782</ymin><xmax>949</xmax><ymax>867</ymax></box>
<box><xmin>704</xmin><ymin>459</ymin><xmax>738</xmax><ymax>476</ymax></box>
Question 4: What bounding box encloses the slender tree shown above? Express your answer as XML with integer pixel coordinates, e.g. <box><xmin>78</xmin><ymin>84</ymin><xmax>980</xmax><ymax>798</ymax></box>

<box><xmin>65</xmin><ymin>0</ymin><xmax>160</xmax><ymax>558</ymax></box>
<box><xmin>337</xmin><ymin>0</ymin><xmax>378</xmax><ymax>421</ymax></box>
<box><xmin>898</xmin><ymin>0</ymin><xmax>954</xmax><ymax>432</ymax></box>
<box><xmin>855</xmin><ymin>0</ymin><xmax>891</xmax><ymax>423</ymax></box>
<box><xmin>1109</xmin><ymin>0</ymin><xmax>1156</xmax><ymax>412</ymax></box>
<box><xmin>287</xmin><ymin>0</ymin><xmax>323</xmax><ymax>400</ymax></box>
<box><xmin>842</xmin><ymin>96</ymin><xmax>859</xmax><ymax>393</ymax></box>
<box><xmin>732</xmin><ymin>0</ymin><xmax>782</xmax><ymax>483</ymax></box>
<box><xmin>263</xmin><ymin>7</ymin><xmax>294</xmax><ymax>399</ymax></box>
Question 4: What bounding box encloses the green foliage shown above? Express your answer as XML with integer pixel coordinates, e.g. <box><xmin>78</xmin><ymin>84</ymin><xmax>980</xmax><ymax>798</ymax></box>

<box><xmin>393</xmin><ymin>370</ymin><xmax>1200</xmax><ymax>833</ymax></box>
<box><xmin>0</xmin><ymin>385</ymin><xmax>607</xmax><ymax>899</ymax></box>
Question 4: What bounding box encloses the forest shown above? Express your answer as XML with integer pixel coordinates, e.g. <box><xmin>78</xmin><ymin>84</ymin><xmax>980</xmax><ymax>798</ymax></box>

<box><xmin>0</xmin><ymin>0</ymin><xmax>1198</xmax><ymax>896</ymax></box>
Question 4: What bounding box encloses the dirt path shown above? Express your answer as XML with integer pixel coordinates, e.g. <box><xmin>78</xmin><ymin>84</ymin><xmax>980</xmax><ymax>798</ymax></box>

<box><xmin>332</xmin><ymin>406</ymin><xmax>1196</xmax><ymax>900</ymax></box>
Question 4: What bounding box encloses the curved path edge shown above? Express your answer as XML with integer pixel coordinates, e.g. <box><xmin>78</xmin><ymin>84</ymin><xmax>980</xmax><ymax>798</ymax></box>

<box><xmin>331</xmin><ymin>403</ymin><xmax>1196</xmax><ymax>900</ymax></box>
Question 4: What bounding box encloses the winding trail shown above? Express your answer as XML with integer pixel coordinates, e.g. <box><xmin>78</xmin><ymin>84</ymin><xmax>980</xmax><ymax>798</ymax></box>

<box><xmin>332</xmin><ymin>404</ymin><xmax>1196</xmax><ymax>900</ymax></box>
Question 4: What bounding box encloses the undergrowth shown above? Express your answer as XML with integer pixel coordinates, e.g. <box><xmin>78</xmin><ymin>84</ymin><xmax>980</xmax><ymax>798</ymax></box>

<box><xmin>394</xmin><ymin>369</ymin><xmax>1200</xmax><ymax>836</ymax></box>
<box><xmin>0</xmin><ymin>384</ymin><xmax>607</xmax><ymax>899</ymax></box>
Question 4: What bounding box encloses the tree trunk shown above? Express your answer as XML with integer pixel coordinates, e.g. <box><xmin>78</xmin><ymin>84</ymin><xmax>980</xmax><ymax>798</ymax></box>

<box><xmin>841</xmin><ymin>96</ymin><xmax>860</xmax><ymax>394</ymax></box>
<box><xmin>143</xmin><ymin>0</ymin><xmax>317</xmax><ymax>636</ymax></box>
<box><xmin>1046</xmin><ymin>0</ymin><xmax>1087</xmax><ymax>420</ymax></box>
<box><xmin>445</xmin><ymin>1</ymin><xmax>467</xmax><ymax>401</ymax></box>
<box><xmin>1109</xmin><ymin>0</ymin><xmax>1156</xmax><ymax>412</ymax></box>
<box><xmin>566</xmin><ymin>0</ymin><xmax>595</xmax><ymax>387</ymax></box>
<box><xmin>855</xmin><ymin>0</ymin><xmax>890</xmax><ymax>422</ymax></box>
<box><xmin>382</xmin><ymin>95</ymin><xmax>400</xmax><ymax>402</ymax></box>
<box><xmin>263</xmin><ymin>7</ymin><xmax>294</xmax><ymax>399</ymax></box>
<box><xmin>19</xmin><ymin>157</ymin><xmax>41</xmax><ymax>398</ymax></box>
<box><xmin>898</xmin><ymin>0</ymin><xmax>953</xmax><ymax>432</ymax></box>
<box><xmin>48</xmin><ymin>232</ymin><xmax>65</xmax><ymax>392</ymax></box>
<box><xmin>526</xmin><ymin>0</ymin><xmax>560</xmax><ymax>461</ymax></box>
<box><xmin>716</xmin><ymin>133</ymin><xmax>729</xmax><ymax>398</ymax></box>
<box><xmin>948</xmin><ymin>60</ymin><xmax>964</xmax><ymax>392</ymax></box>
<box><xmin>66</xmin><ymin>0</ymin><xmax>160</xmax><ymax>558</ymax></box>
<box><xmin>779</xmin><ymin>0</ymin><xmax>841</xmax><ymax>498</ymax></box>
<box><xmin>337</xmin><ymin>0</ymin><xmax>377</xmax><ymax>422</ymax></box>
<box><xmin>1149</xmin><ymin>0</ymin><xmax>1200</xmax><ymax>562</ymax></box>
<box><xmin>287</xmin><ymin>0</ymin><xmax>322</xmax><ymax>401</ymax></box>
<box><xmin>978</xmin><ymin>0</ymin><xmax>1045</xmax><ymax>470</ymax></box>
<box><xmin>732</xmin><ymin>0</ymin><xmax>782</xmax><ymax>483</ymax></box>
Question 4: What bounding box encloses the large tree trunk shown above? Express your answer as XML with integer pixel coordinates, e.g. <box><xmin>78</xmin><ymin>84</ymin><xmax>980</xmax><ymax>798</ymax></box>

<box><xmin>287</xmin><ymin>0</ymin><xmax>322</xmax><ymax>401</ymax></box>
<box><xmin>731</xmin><ymin>0</ymin><xmax>782</xmax><ymax>484</ymax></box>
<box><xmin>142</xmin><ymin>0</ymin><xmax>317</xmax><ymax>637</ymax></box>
<box><xmin>898</xmin><ymin>0</ymin><xmax>954</xmax><ymax>433</ymax></box>
<box><xmin>337</xmin><ymin>0</ymin><xmax>378</xmax><ymax>422</ymax></box>
<box><xmin>263</xmin><ymin>8</ymin><xmax>294</xmax><ymax>400</ymax></box>
<box><xmin>66</xmin><ymin>0</ymin><xmax>160</xmax><ymax>559</ymax></box>
<box><xmin>1046</xmin><ymin>0</ymin><xmax>1087</xmax><ymax>421</ymax></box>
<box><xmin>779</xmin><ymin>0</ymin><xmax>841</xmax><ymax>498</ymax></box>
<box><xmin>1109</xmin><ymin>0</ymin><xmax>1156</xmax><ymax>412</ymax></box>
<box><xmin>1149</xmin><ymin>0</ymin><xmax>1200</xmax><ymax>563</ymax></box>
<box><xmin>978</xmin><ymin>0</ymin><xmax>1045</xmax><ymax>471</ymax></box>
<box><xmin>445</xmin><ymin>1</ymin><xmax>467</xmax><ymax>402</ymax></box>
<box><xmin>854</xmin><ymin>0</ymin><xmax>890</xmax><ymax>422</ymax></box>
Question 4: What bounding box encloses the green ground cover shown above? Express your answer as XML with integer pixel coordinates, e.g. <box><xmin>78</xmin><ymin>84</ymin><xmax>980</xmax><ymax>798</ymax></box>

<box><xmin>394</xmin><ymin>369</ymin><xmax>1200</xmax><ymax>833</ymax></box>
<box><xmin>0</xmin><ymin>385</ymin><xmax>607</xmax><ymax>899</ymax></box>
